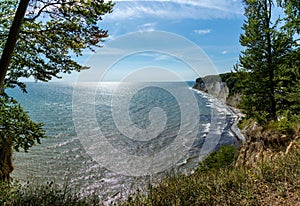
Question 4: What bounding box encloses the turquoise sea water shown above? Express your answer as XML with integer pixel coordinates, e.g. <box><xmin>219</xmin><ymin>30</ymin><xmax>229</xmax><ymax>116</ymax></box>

<box><xmin>7</xmin><ymin>82</ymin><xmax>238</xmax><ymax>201</ymax></box>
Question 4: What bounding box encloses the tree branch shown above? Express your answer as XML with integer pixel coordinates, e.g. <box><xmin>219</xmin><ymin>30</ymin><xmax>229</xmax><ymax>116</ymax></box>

<box><xmin>24</xmin><ymin>1</ymin><xmax>78</xmax><ymax>22</ymax></box>
<box><xmin>0</xmin><ymin>0</ymin><xmax>30</xmax><ymax>91</ymax></box>
<box><xmin>24</xmin><ymin>2</ymin><xmax>60</xmax><ymax>22</ymax></box>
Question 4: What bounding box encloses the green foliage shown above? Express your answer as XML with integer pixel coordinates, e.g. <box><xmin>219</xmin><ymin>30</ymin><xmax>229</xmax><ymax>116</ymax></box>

<box><xmin>120</xmin><ymin>146</ymin><xmax>254</xmax><ymax>206</ymax></box>
<box><xmin>197</xmin><ymin>145</ymin><xmax>239</xmax><ymax>172</ymax></box>
<box><xmin>121</xmin><ymin>143</ymin><xmax>300</xmax><ymax>206</ymax></box>
<box><xmin>267</xmin><ymin>110</ymin><xmax>300</xmax><ymax>134</ymax></box>
<box><xmin>0</xmin><ymin>181</ymin><xmax>101</xmax><ymax>206</ymax></box>
<box><xmin>0</xmin><ymin>96</ymin><xmax>45</xmax><ymax>152</ymax></box>
<box><xmin>276</xmin><ymin>48</ymin><xmax>300</xmax><ymax>116</ymax></box>
<box><xmin>219</xmin><ymin>71</ymin><xmax>243</xmax><ymax>96</ymax></box>
<box><xmin>0</xmin><ymin>181</ymin><xmax>16</xmax><ymax>205</ymax></box>
<box><xmin>0</xmin><ymin>0</ymin><xmax>114</xmax><ymax>89</ymax></box>
<box><xmin>0</xmin><ymin>95</ymin><xmax>45</xmax><ymax>180</ymax></box>
<box><xmin>240</xmin><ymin>0</ymin><xmax>288</xmax><ymax>121</ymax></box>
<box><xmin>0</xmin><ymin>1</ymin><xmax>17</xmax><ymax>38</ymax></box>
<box><xmin>0</xmin><ymin>0</ymin><xmax>114</xmax><ymax>180</ymax></box>
<box><xmin>278</xmin><ymin>0</ymin><xmax>300</xmax><ymax>34</ymax></box>
<box><xmin>238</xmin><ymin>0</ymin><xmax>300</xmax><ymax>124</ymax></box>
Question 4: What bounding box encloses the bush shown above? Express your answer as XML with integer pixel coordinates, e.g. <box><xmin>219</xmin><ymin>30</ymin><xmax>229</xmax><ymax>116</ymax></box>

<box><xmin>268</xmin><ymin>118</ymin><xmax>295</xmax><ymax>134</ymax></box>
<box><xmin>0</xmin><ymin>181</ymin><xmax>16</xmax><ymax>205</ymax></box>
<box><xmin>0</xmin><ymin>181</ymin><xmax>101</xmax><ymax>206</ymax></box>
<box><xmin>266</xmin><ymin>111</ymin><xmax>300</xmax><ymax>135</ymax></box>
<box><xmin>196</xmin><ymin>145</ymin><xmax>239</xmax><ymax>172</ymax></box>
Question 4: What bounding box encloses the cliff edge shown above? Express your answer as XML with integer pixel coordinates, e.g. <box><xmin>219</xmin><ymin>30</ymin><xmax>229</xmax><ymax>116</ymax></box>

<box><xmin>193</xmin><ymin>75</ymin><xmax>229</xmax><ymax>102</ymax></box>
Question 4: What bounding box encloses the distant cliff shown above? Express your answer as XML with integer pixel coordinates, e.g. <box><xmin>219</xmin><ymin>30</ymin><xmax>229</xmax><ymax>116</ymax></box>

<box><xmin>193</xmin><ymin>72</ymin><xmax>241</xmax><ymax>106</ymax></box>
<box><xmin>193</xmin><ymin>75</ymin><xmax>229</xmax><ymax>102</ymax></box>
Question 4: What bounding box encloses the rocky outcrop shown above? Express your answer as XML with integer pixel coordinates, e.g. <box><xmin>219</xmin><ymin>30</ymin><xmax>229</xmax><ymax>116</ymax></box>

<box><xmin>226</xmin><ymin>93</ymin><xmax>242</xmax><ymax>107</ymax></box>
<box><xmin>193</xmin><ymin>73</ymin><xmax>243</xmax><ymax>105</ymax></box>
<box><xmin>235</xmin><ymin>124</ymin><xmax>300</xmax><ymax>167</ymax></box>
<box><xmin>193</xmin><ymin>78</ymin><xmax>229</xmax><ymax>102</ymax></box>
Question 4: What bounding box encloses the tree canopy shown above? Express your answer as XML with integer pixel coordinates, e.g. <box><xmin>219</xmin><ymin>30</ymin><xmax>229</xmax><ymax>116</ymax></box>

<box><xmin>0</xmin><ymin>0</ymin><xmax>114</xmax><ymax>181</ymax></box>
<box><xmin>0</xmin><ymin>0</ymin><xmax>114</xmax><ymax>91</ymax></box>
<box><xmin>238</xmin><ymin>0</ymin><xmax>300</xmax><ymax>123</ymax></box>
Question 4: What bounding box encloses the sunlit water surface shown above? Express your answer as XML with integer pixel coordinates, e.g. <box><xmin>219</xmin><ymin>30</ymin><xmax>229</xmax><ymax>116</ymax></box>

<box><xmin>8</xmin><ymin>82</ymin><xmax>238</xmax><ymax>202</ymax></box>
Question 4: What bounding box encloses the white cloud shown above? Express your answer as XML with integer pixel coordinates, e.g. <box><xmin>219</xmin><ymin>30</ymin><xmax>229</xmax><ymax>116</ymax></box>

<box><xmin>107</xmin><ymin>0</ymin><xmax>241</xmax><ymax>12</ymax></box>
<box><xmin>104</xmin><ymin>0</ymin><xmax>243</xmax><ymax>20</ymax></box>
<box><xmin>154</xmin><ymin>54</ymin><xmax>172</xmax><ymax>61</ymax></box>
<box><xmin>221</xmin><ymin>50</ymin><xmax>228</xmax><ymax>54</ymax></box>
<box><xmin>137</xmin><ymin>22</ymin><xmax>157</xmax><ymax>31</ymax></box>
<box><xmin>193</xmin><ymin>29</ymin><xmax>211</xmax><ymax>35</ymax></box>
<box><xmin>135</xmin><ymin>52</ymin><xmax>181</xmax><ymax>62</ymax></box>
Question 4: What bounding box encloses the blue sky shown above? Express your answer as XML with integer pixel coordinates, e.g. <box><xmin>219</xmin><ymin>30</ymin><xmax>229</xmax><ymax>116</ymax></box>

<box><xmin>66</xmin><ymin>0</ymin><xmax>245</xmax><ymax>82</ymax></box>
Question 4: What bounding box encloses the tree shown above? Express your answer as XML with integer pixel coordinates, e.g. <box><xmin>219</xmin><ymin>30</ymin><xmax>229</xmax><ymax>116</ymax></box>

<box><xmin>0</xmin><ymin>0</ymin><xmax>113</xmax><ymax>91</ymax></box>
<box><xmin>276</xmin><ymin>0</ymin><xmax>300</xmax><ymax>117</ymax></box>
<box><xmin>0</xmin><ymin>95</ymin><xmax>45</xmax><ymax>181</ymax></box>
<box><xmin>0</xmin><ymin>0</ymin><xmax>114</xmax><ymax>181</ymax></box>
<box><xmin>277</xmin><ymin>0</ymin><xmax>300</xmax><ymax>35</ymax></box>
<box><xmin>276</xmin><ymin>49</ymin><xmax>300</xmax><ymax>116</ymax></box>
<box><xmin>239</xmin><ymin>0</ymin><xmax>293</xmax><ymax>123</ymax></box>
<box><xmin>0</xmin><ymin>0</ymin><xmax>30</xmax><ymax>90</ymax></box>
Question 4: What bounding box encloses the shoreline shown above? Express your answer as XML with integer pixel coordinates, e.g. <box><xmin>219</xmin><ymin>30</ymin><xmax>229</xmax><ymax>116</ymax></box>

<box><xmin>191</xmin><ymin>87</ymin><xmax>246</xmax><ymax>144</ymax></box>
<box><xmin>227</xmin><ymin>106</ymin><xmax>246</xmax><ymax>143</ymax></box>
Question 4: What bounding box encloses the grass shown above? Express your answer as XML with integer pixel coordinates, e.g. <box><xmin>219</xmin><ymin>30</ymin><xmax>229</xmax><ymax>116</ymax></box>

<box><xmin>122</xmin><ymin>144</ymin><xmax>300</xmax><ymax>206</ymax></box>
<box><xmin>0</xmin><ymin>181</ymin><xmax>101</xmax><ymax>206</ymax></box>
<box><xmin>1</xmin><ymin>145</ymin><xmax>299</xmax><ymax>205</ymax></box>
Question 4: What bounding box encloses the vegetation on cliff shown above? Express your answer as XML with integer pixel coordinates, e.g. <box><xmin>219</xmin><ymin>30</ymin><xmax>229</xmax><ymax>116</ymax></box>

<box><xmin>1</xmin><ymin>143</ymin><xmax>299</xmax><ymax>205</ymax></box>
<box><xmin>123</xmin><ymin>143</ymin><xmax>300</xmax><ymax>206</ymax></box>
<box><xmin>237</xmin><ymin>0</ymin><xmax>300</xmax><ymax>124</ymax></box>
<box><xmin>189</xmin><ymin>1</ymin><xmax>300</xmax><ymax>204</ymax></box>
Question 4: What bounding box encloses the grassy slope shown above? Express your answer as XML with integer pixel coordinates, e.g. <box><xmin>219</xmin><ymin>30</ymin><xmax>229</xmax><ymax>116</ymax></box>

<box><xmin>120</xmin><ymin>142</ymin><xmax>300</xmax><ymax>206</ymax></box>
<box><xmin>1</xmin><ymin>142</ymin><xmax>299</xmax><ymax>205</ymax></box>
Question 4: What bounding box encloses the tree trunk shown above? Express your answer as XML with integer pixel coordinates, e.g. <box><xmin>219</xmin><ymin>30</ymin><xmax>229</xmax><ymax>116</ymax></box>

<box><xmin>0</xmin><ymin>0</ymin><xmax>30</xmax><ymax>91</ymax></box>
<box><xmin>0</xmin><ymin>137</ymin><xmax>14</xmax><ymax>182</ymax></box>
<box><xmin>264</xmin><ymin>0</ymin><xmax>277</xmax><ymax>120</ymax></box>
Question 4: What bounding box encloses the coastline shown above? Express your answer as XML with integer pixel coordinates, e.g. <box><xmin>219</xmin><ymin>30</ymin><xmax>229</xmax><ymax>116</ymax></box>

<box><xmin>227</xmin><ymin>106</ymin><xmax>246</xmax><ymax>143</ymax></box>
<box><xmin>191</xmin><ymin>87</ymin><xmax>246</xmax><ymax>144</ymax></box>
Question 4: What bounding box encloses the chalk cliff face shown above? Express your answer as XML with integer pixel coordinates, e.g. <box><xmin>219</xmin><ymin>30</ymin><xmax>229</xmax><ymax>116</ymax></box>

<box><xmin>192</xmin><ymin>74</ymin><xmax>242</xmax><ymax>106</ymax></box>
<box><xmin>193</xmin><ymin>78</ymin><xmax>229</xmax><ymax>102</ymax></box>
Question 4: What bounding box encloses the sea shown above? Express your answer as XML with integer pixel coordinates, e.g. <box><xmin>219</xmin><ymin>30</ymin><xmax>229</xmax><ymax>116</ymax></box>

<box><xmin>7</xmin><ymin>81</ymin><xmax>239</xmax><ymax>203</ymax></box>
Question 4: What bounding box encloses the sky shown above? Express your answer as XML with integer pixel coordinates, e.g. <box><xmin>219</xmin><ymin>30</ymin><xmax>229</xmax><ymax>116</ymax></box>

<box><xmin>64</xmin><ymin>0</ymin><xmax>245</xmax><ymax>82</ymax></box>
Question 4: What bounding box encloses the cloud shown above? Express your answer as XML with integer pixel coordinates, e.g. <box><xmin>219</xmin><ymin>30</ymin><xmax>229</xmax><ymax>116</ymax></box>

<box><xmin>154</xmin><ymin>54</ymin><xmax>173</xmax><ymax>61</ymax></box>
<box><xmin>193</xmin><ymin>29</ymin><xmax>211</xmax><ymax>35</ymax></box>
<box><xmin>107</xmin><ymin>0</ymin><xmax>241</xmax><ymax>12</ymax></box>
<box><xmin>221</xmin><ymin>50</ymin><xmax>228</xmax><ymax>54</ymax></box>
<box><xmin>137</xmin><ymin>22</ymin><xmax>157</xmax><ymax>31</ymax></box>
<box><xmin>135</xmin><ymin>52</ymin><xmax>181</xmax><ymax>62</ymax></box>
<box><xmin>104</xmin><ymin>0</ymin><xmax>243</xmax><ymax>20</ymax></box>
